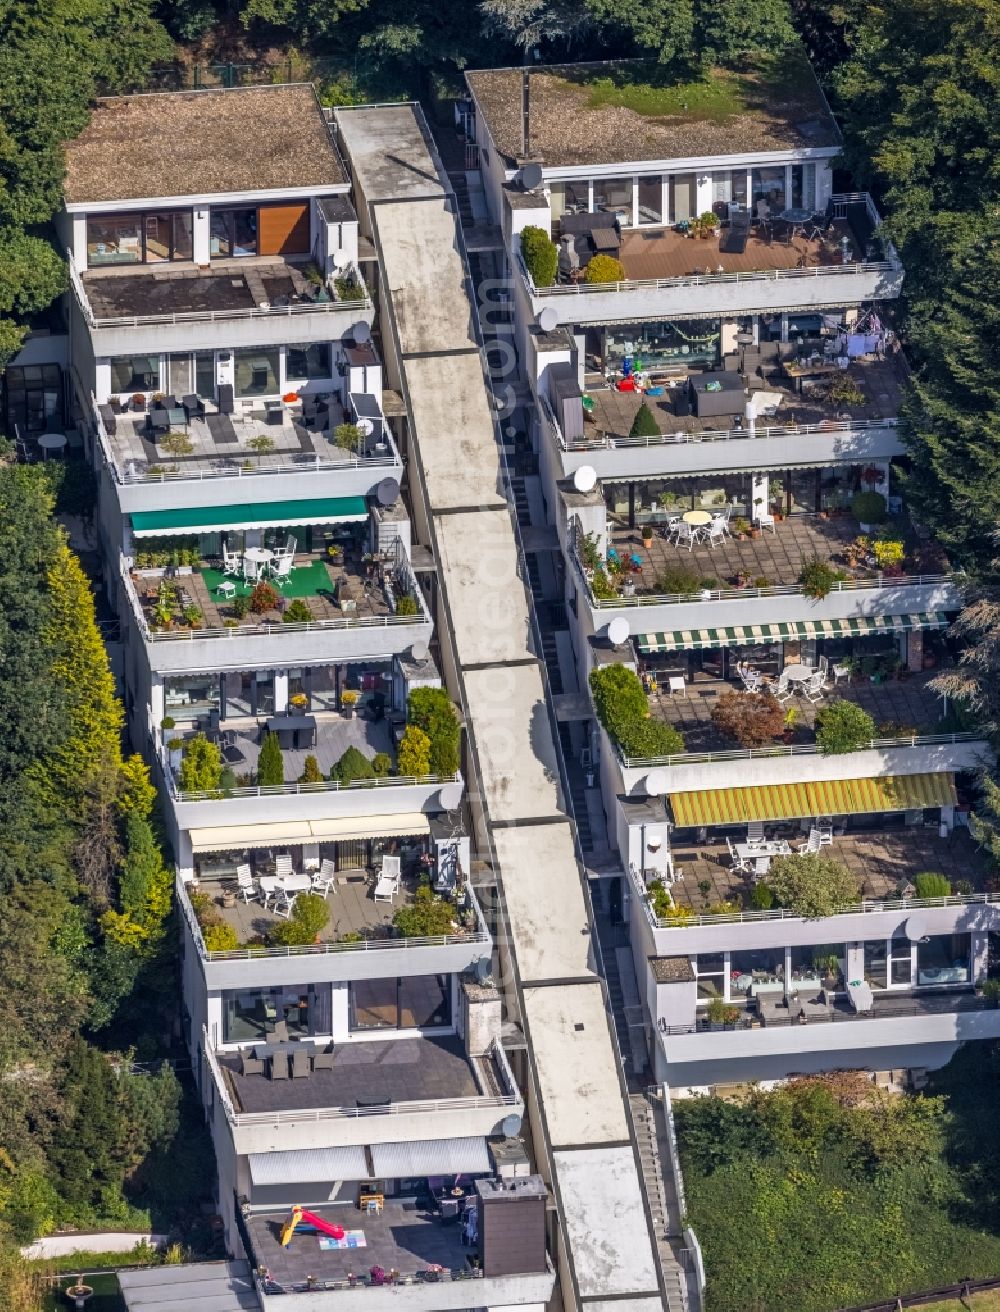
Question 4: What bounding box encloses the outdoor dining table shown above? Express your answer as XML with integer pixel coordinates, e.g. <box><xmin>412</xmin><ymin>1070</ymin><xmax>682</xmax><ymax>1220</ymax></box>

<box><xmin>779</xmin><ymin>206</ymin><xmax>813</xmax><ymax>235</ymax></box>
<box><xmin>244</xmin><ymin>547</ymin><xmax>273</xmax><ymax>579</ymax></box>
<box><xmin>37</xmin><ymin>432</ymin><xmax>67</xmax><ymax>459</ymax></box>
<box><xmin>782</xmin><ymin>662</ymin><xmax>814</xmax><ymax>687</ymax></box>
<box><xmin>734</xmin><ymin>840</ymin><xmax>792</xmax><ymax>862</ymax></box>
<box><xmin>265</xmin><ymin>713</ymin><xmax>317</xmax><ymax>750</ymax></box>
<box><xmin>682</xmin><ymin>509</ymin><xmax>712</xmax><ymax>528</ymax></box>
<box><xmin>258</xmin><ymin>871</ymin><xmax>312</xmax><ymax>908</ymax></box>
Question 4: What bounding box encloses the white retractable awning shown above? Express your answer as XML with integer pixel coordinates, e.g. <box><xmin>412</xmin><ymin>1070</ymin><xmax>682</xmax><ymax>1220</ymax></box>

<box><xmin>369</xmin><ymin>1136</ymin><xmax>490</xmax><ymax>1178</ymax></box>
<box><xmin>249</xmin><ymin>1145</ymin><xmax>369</xmax><ymax>1186</ymax></box>
<box><xmin>189</xmin><ymin>814</ymin><xmax>431</xmax><ymax>854</ymax></box>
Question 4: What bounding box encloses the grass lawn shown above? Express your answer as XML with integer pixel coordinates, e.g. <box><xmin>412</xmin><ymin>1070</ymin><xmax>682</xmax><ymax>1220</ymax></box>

<box><xmin>675</xmin><ymin>1048</ymin><xmax>1000</xmax><ymax>1312</ymax></box>
<box><xmin>201</xmin><ymin>558</ymin><xmax>333</xmax><ymax>603</ymax></box>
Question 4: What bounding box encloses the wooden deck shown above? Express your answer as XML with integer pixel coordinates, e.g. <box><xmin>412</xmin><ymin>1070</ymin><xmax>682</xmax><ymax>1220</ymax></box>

<box><xmin>618</xmin><ymin>221</ymin><xmax>858</xmax><ymax>282</ymax></box>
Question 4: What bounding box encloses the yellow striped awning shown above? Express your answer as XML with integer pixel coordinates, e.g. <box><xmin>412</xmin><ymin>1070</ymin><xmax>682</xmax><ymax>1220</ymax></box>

<box><xmin>669</xmin><ymin>772</ymin><xmax>957</xmax><ymax>828</ymax></box>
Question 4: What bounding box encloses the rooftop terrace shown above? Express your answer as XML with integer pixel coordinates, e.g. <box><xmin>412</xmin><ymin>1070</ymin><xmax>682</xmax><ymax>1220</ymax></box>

<box><xmin>466</xmin><ymin>52</ymin><xmax>841</xmax><ymax>168</ymax></box>
<box><xmin>669</xmin><ymin>826</ymin><xmax>991</xmax><ymax>912</ymax></box>
<box><xmin>64</xmin><ymin>84</ymin><xmax>345</xmax><ymax>204</ymax></box>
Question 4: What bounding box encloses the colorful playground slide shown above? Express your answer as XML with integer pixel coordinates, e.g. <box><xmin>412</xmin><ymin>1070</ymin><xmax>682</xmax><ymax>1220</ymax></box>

<box><xmin>279</xmin><ymin>1204</ymin><xmax>346</xmax><ymax>1245</ymax></box>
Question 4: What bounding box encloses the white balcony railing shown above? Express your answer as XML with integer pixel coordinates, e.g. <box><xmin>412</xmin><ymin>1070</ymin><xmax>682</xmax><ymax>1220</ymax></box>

<box><xmin>166</xmin><ymin>761</ymin><xmax>461</xmax><ymax>804</ymax></box>
<box><xmin>617</xmin><ymin>729</ymin><xmax>983</xmax><ymax>771</ymax></box>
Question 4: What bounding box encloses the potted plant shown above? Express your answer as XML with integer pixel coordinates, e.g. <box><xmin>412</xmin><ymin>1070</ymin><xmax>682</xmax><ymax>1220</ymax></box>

<box><xmin>341</xmin><ymin>689</ymin><xmax>360</xmax><ymax>718</ymax></box>
<box><xmin>289</xmin><ymin>692</ymin><xmax>309</xmax><ymax>712</ymax></box>
<box><xmin>705</xmin><ymin>996</ymin><xmax>741</xmax><ymax>1028</ymax></box>
<box><xmin>981</xmin><ymin>979</ymin><xmax>1000</xmax><ymax>1008</ymax></box>
<box><xmin>782</xmin><ymin>706</ymin><xmax>800</xmax><ymax>743</ymax></box>
<box><xmin>641</xmin><ymin>523</ymin><xmax>654</xmax><ymax>549</ymax></box>
<box><xmin>731</xmin><ymin>517</ymin><xmax>751</xmax><ymax>540</ymax></box>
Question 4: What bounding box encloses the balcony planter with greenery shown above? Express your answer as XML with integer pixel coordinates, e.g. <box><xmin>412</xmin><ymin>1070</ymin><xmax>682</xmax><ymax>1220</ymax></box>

<box><xmin>271</xmin><ymin>893</ymin><xmax>330</xmax><ymax>946</ymax></box>
<box><xmin>590</xmin><ymin>663</ymin><xmax>684</xmax><ymax>760</ymax></box>
<box><xmin>520</xmin><ymin>225</ymin><xmax>558</xmax><ymax>288</ymax></box>
<box><xmin>815</xmin><ymin>699</ymin><xmax>877</xmax><ymax>753</ymax></box>
<box><xmin>407</xmin><ymin>686</ymin><xmax>460</xmax><ymax>776</ymax></box>
<box><xmin>851</xmin><ymin>489</ymin><xmax>887</xmax><ymax>528</ymax></box>
<box><xmin>584</xmin><ymin>253</ymin><xmax>627</xmax><ymax>283</ymax></box>
<box><xmin>798</xmin><ymin>555</ymin><xmax>846</xmax><ymax>600</ymax></box>
<box><xmin>340</xmin><ymin>688</ymin><xmax>360</xmax><ymax>719</ymax></box>
<box><xmin>913</xmin><ymin>871</ymin><xmax>951</xmax><ymax>898</ymax></box>
<box><xmin>705</xmin><ymin>997</ymin><xmax>741</xmax><ymax>1028</ymax></box>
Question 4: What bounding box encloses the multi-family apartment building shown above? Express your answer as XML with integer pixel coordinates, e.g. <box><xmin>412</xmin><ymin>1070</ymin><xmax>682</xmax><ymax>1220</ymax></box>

<box><xmin>60</xmin><ymin>84</ymin><xmax>562</xmax><ymax>1310</ymax></box>
<box><xmin>464</xmin><ymin>55</ymin><xmax>1000</xmax><ymax>1093</ymax></box>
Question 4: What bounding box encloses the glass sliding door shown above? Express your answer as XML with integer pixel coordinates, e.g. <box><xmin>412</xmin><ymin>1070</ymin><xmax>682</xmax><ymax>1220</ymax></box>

<box><xmin>637</xmin><ymin>176</ymin><xmax>663</xmax><ymax>225</ymax></box>
<box><xmin>670</xmin><ymin>173</ymin><xmax>696</xmax><ymax>223</ymax></box>
<box><xmin>195</xmin><ymin>351</ymin><xmax>215</xmax><ymax>402</ymax></box>
<box><xmin>593</xmin><ymin>176</ymin><xmax>634</xmax><ymax>223</ymax></box>
<box><xmin>167</xmin><ymin>353</ymin><xmax>192</xmax><ymax>398</ymax></box>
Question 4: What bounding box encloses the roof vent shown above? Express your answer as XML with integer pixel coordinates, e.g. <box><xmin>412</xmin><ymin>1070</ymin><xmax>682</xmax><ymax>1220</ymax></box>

<box><xmin>574</xmin><ymin>1022</ymin><xmax>585</xmax><ymax>1032</ymax></box>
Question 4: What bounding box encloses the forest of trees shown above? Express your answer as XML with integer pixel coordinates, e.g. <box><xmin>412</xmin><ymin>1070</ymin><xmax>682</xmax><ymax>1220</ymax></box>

<box><xmin>0</xmin><ymin>0</ymin><xmax>999</xmax><ymax>1289</ymax></box>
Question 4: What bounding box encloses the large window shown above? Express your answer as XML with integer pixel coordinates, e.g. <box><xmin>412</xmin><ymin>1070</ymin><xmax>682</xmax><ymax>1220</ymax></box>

<box><xmin>711</xmin><ymin>169</ymin><xmax>749</xmax><ymax>211</ymax></box>
<box><xmin>111</xmin><ymin>354</ymin><xmax>159</xmax><ymax>394</ymax></box>
<box><xmin>730</xmin><ymin>948</ymin><xmax>785</xmax><ymax>998</ymax></box>
<box><xmin>223</xmin><ymin>985</ymin><xmax>332</xmax><ymax>1043</ymax></box>
<box><xmin>211</xmin><ymin>208</ymin><xmax>258</xmax><ymax>258</ymax></box>
<box><xmin>669</xmin><ymin>173</ymin><xmax>696</xmax><ymax>223</ymax></box>
<box><xmin>234</xmin><ymin>347</ymin><xmax>280</xmax><ymax>397</ymax></box>
<box><xmin>164</xmin><ymin>674</ymin><xmax>220</xmax><ymax>723</ymax></box>
<box><xmin>695</xmin><ymin>953</ymin><xmax>725</xmax><ymax>1002</ymax></box>
<box><xmin>791</xmin><ymin>163</ymin><xmax>817</xmax><ymax>212</ymax></box>
<box><xmin>752</xmin><ymin>168</ymin><xmax>786</xmax><ymax>215</ymax></box>
<box><xmin>550</xmin><ymin>180</ymin><xmax>590</xmax><ymax>221</ymax></box>
<box><xmin>917</xmin><ymin>933</ymin><xmax>970</xmax><ymax>986</ymax></box>
<box><xmin>593</xmin><ymin>176</ymin><xmax>634</xmax><ymax>222</ymax></box>
<box><xmin>87</xmin><ymin>211</ymin><xmax>193</xmax><ymax>266</ymax></box>
<box><xmin>637</xmin><ymin>176</ymin><xmax>663</xmax><ymax>225</ymax></box>
<box><xmin>350</xmin><ymin>975</ymin><xmax>451</xmax><ymax>1031</ymax></box>
<box><xmin>287</xmin><ymin>343</ymin><xmax>332</xmax><ymax>381</ymax></box>
<box><xmin>605</xmin><ymin>318</ymin><xmax>720</xmax><ymax>371</ymax></box>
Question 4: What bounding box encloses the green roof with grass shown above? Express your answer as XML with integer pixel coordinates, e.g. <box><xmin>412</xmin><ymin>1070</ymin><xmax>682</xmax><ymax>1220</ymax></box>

<box><xmin>466</xmin><ymin>49</ymin><xmax>841</xmax><ymax>168</ymax></box>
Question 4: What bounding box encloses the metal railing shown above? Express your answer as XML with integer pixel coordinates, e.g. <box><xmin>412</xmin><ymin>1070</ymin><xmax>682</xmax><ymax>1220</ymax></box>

<box><xmin>167</xmin><ymin>764</ymin><xmax>460</xmax><ymax>803</ymax></box>
<box><xmin>628</xmin><ymin>863</ymin><xmax>1000</xmax><ymax>929</ymax></box>
<box><xmin>659</xmin><ymin>990</ymin><xmax>988</xmax><ymax>1033</ymax></box>
<box><xmin>617</xmin><ymin>729</ymin><xmax>983</xmax><ymax>769</ymax></box>
<box><xmin>206</xmin><ymin>1028</ymin><xmax>519</xmax><ymax>1126</ymax></box>
<box><xmin>70</xmin><ymin>249</ymin><xmax>371</xmax><ymax>328</ymax></box>
<box><xmin>178</xmin><ymin>871</ymin><xmax>490</xmax><ymax>961</ymax></box>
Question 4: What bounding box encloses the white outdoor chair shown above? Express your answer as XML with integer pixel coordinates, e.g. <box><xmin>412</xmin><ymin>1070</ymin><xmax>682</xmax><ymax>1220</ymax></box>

<box><xmin>726</xmin><ymin>837</ymin><xmax>750</xmax><ymax>873</ymax></box>
<box><xmin>816</xmin><ymin>818</ymin><xmax>834</xmax><ymax>846</ymax></box>
<box><xmin>817</xmin><ymin>655</ymin><xmax>830</xmax><ymax>682</ymax></box>
<box><xmin>704</xmin><ymin>518</ymin><xmax>727</xmax><ymax>549</ymax></box>
<box><xmin>662</xmin><ymin>516</ymin><xmax>681</xmax><ymax>541</ymax></box>
<box><xmin>236</xmin><ymin>863</ymin><xmax>256</xmax><ymax>904</ymax></box>
<box><xmin>802</xmin><ymin>669</ymin><xmax>827</xmax><ymax>703</ymax></box>
<box><xmin>223</xmin><ymin>544</ymin><xmax>241</xmax><ymax>576</ymax></box>
<box><xmin>738</xmin><ymin>666</ymin><xmax>764</xmax><ymax>693</ymax></box>
<box><xmin>674</xmin><ymin>521</ymin><xmax>698</xmax><ymax>552</ymax></box>
<box><xmin>242</xmin><ymin>556</ymin><xmax>259</xmax><ymax>584</ymax></box>
<box><xmin>754</xmin><ymin>511</ymin><xmax>776</xmax><ymax>534</ymax></box>
<box><xmin>774</xmin><ymin>672</ymin><xmax>795</xmax><ymax>703</ymax></box>
<box><xmin>311</xmin><ymin>859</ymin><xmax>337</xmax><ymax>898</ymax></box>
<box><xmin>798</xmin><ymin>829</ymin><xmax>822</xmax><ymax>855</ymax></box>
<box><xmin>275</xmin><ymin>854</ymin><xmax>294</xmax><ymax>879</ymax></box>
<box><xmin>747</xmin><ymin>822</ymin><xmax>765</xmax><ymax>843</ymax></box>
<box><xmin>667</xmin><ymin>675</ymin><xmax>686</xmax><ymax>696</ymax></box>
<box><xmin>273</xmin><ymin>890</ymin><xmax>298</xmax><ymax>919</ymax></box>
<box><xmin>270</xmin><ymin>554</ymin><xmax>294</xmax><ymax>587</ymax></box>
<box><xmin>258</xmin><ymin>875</ymin><xmax>278</xmax><ymax>909</ymax></box>
<box><xmin>831</xmin><ymin>661</ymin><xmax>850</xmax><ymax>685</ymax></box>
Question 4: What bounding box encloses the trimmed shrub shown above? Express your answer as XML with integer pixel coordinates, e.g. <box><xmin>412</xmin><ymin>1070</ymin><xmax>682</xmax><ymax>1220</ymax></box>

<box><xmin>914</xmin><ymin>871</ymin><xmax>952</xmax><ymax>899</ymax></box>
<box><xmin>750</xmin><ymin>882</ymin><xmax>775</xmax><ymax>910</ymax></box>
<box><xmin>851</xmin><ymin>490</ymin><xmax>887</xmax><ymax>524</ymax></box>
<box><xmin>397</xmin><ymin>724</ymin><xmax>432</xmax><ymax>777</ymax></box>
<box><xmin>615</xmin><ymin>715</ymin><xmax>684</xmax><ymax>759</ymax></box>
<box><xmin>202</xmin><ymin>922</ymin><xmax>239</xmax><ymax>953</ymax></box>
<box><xmin>257</xmin><ymin>731</ymin><xmax>284</xmax><ymax>787</ymax></box>
<box><xmin>711</xmin><ymin>691</ymin><xmax>784</xmax><ymax>748</ymax></box>
<box><xmin>798</xmin><ymin>556</ymin><xmax>844</xmax><ymax>600</ymax></box>
<box><xmin>178</xmin><ymin>734</ymin><xmax>222</xmax><ymax>793</ymax></box>
<box><xmin>331</xmin><ymin>745</ymin><xmax>376</xmax><ymax>785</ymax></box>
<box><xmin>654</xmin><ymin>564</ymin><xmax>703</xmax><ymax>596</ymax></box>
<box><xmin>520</xmin><ymin>225</ymin><xmax>558</xmax><ymax>287</ymax></box>
<box><xmin>283</xmin><ymin>598</ymin><xmax>312</xmax><ymax>624</ymax></box>
<box><xmin>407</xmin><ymin>686</ymin><xmax>460</xmax><ymax>776</ymax></box>
<box><xmin>589</xmin><ymin>663</ymin><xmax>686</xmax><ymax>759</ymax></box>
<box><xmin>584</xmin><ymin>254</ymin><xmax>626</xmax><ymax>283</ymax></box>
<box><xmin>395</xmin><ymin>594</ymin><xmax>419</xmax><ymax>616</ymax></box>
<box><xmin>815</xmin><ymin>699</ymin><xmax>877</xmax><ymax>754</ymax></box>
<box><xmin>629</xmin><ymin>401</ymin><xmax>660</xmax><ymax>439</ymax></box>
<box><xmin>393</xmin><ymin>885</ymin><xmax>455</xmax><ymax>938</ymax></box>
<box><xmin>298</xmin><ymin>754</ymin><xmax>323</xmax><ymax>784</ymax></box>
<box><xmin>271</xmin><ymin>893</ymin><xmax>330</xmax><ymax>946</ymax></box>
<box><xmin>249</xmin><ymin>580</ymin><xmax>280</xmax><ymax>614</ymax></box>
<box><xmin>372</xmin><ymin>751</ymin><xmax>392</xmax><ymax>776</ymax></box>
<box><xmin>768</xmin><ymin>853</ymin><xmax>859</xmax><ymax>918</ymax></box>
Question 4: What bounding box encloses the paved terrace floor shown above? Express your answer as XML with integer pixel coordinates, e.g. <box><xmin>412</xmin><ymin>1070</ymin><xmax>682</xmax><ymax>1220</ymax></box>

<box><xmin>669</xmin><ymin>827</ymin><xmax>990</xmax><ymax>909</ymax></box>
<box><xmin>584</xmin><ymin>353</ymin><xmax>905</xmax><ymax>440</ymax></box>
<box><xmin>135</xmin><ymin>554</ymin><xmax>394</xmax><ymax>629</ymax></box>
<box><xmin>219</xmin><ymin>1036</ymin><xmax>479</xmax><ymax>1112</ymax></box>
<box><xmin>194</xmin><ymin>867</ymin><xmax>430</xmax><ymax>945</ymax></box>
<box><xmin>617</xmin><ymin>220</ymin><xmax>862</xmax><ymax>283</ymax></box>
<box><xmin>610</xmin><ymin>512</ymin><xmax>909</xmax><ymax>591</ymax></box>
<box><xmin>108</xmin><ymin>402</ymin><xmax>353</xmax><ymax>478</ymax></box>
<box><xmin>178</xmin><ymin>713</ymin><xmax>396</xmax><ymax>785</ymax></box>
<box><xmin>649</xmin><ymin>668</ymin><xmax>950</xmax><ymax>753</ymax></box>
<box><xmin>247</xmin><ymin>1201</ymin><xmax>473</xmax><ymax>1287</ymax></box>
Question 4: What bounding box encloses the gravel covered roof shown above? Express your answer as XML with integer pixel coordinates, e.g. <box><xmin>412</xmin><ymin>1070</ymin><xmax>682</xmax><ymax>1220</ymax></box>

<box><xmin>64</xmin><ymin>84</ymin><xmax>345</xmax><ymax>205</ymax></box>
<box><xmin>467</xmin><ymin>54</ymin><xmax>841</xmax><ymax>169</ymax></box>
<box><xmin>649</xmin><ymin>956</ymin><xmax>695</xmax><ymax>984</ymax></box>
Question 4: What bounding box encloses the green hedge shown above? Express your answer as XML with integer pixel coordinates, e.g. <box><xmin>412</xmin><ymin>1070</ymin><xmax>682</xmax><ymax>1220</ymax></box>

<box><xmin>520</xmin><ymin>225</ymin><xmax>558</xmax><ymax>287</ymax></box>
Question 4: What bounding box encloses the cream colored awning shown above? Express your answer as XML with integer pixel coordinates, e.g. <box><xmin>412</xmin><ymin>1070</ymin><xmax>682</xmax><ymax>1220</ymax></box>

<box><xmin>189</xmin><ymin>813</ymin><xmax>430</xmax><ymax>854</ymax></box>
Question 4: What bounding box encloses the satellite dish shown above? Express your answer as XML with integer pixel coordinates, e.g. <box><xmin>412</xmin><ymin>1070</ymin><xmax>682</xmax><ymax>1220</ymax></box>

<box><xmin>475</xmin><ymin>957</ymin><xmax>493</xmax><ymax>984</ymax></box>
<box><xmin>410</xmin><ymin>639</ymin><xmax>430</xmax><ymax>662</ymax></box>
<box><xmin>573</xmin><ymin>465</ymin><xmax>597</xmax><ymax>494</ymax></box>
<box><xmin>351</xmin><ymin>321</ymin><xmax>370</xmax><ymax>343</ymax></box>
<box><xmin>376</xmin><ymin>476</ymin><xmax>400</xmax><ymax>506</ymax></box>
<box><xmin>645</xmin><ymin>769</ymin><xmax>669</xmax><ymax>797</ymax></box>
<box><xmin>537</xmin><ymin>305</ymin><xmax>558</xmax><ymax>333</ymax></box>
<box><xmin>332</xmin><ymin>250</ymin><xmax>349</xmax><ymax>270</ymax></box>
<box><xmin>439</xmin><ymin>781</ymin><xmax>463</xmax><ymax>811</ymax></box>
<box><xmin>646</xmin><ymin>832</ymin><xmax>663</xmax><ymax>852</ymax></box>
<box><xmin>356</xmin><ymin>417</ymin><xmax>374</xmax><ymax>437</ymax></box>
<box><xmin>521</xmin><ymin>162</ymin><xmax>543</xmax><ymax>191</ymax></box>
<box><xmin>607</xmin><ymin>616</ymin><xmax>630</xmax><ymax>647</ymax></box>
<box><xmin>501</xmin><ymin>1112</ymin><xmax>523</xmax><ymax>1137</ymax></box>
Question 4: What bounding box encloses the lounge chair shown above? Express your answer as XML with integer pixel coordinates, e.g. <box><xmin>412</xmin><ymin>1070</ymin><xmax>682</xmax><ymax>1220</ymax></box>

<box><xmin>236</xmin><ymin>863</ymin><xmax>256</xmax><ymax>904</ymax></box>
<box><xmin>218</xmin><ymin>383</ymin><xmax>235</xmax><ymax>415</ymax></box>
<box><xmin>719</xmin><ymin>209</ymin><xmax>751</xmax><ymax>255</ymax></box>
<box><xmin>312</xmin><ymin>1044</ymin><xmax>335</xmax><ymax>1071</ymax></box>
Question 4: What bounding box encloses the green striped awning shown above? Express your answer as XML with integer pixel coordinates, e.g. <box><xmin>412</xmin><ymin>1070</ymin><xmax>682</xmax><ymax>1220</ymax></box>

<box><xmin>637</xmin><ymin>613</ymin><xmax>950</xmax><ymax>655</ymax></box>
<box><xmin>131</xmin><ymin>496</ymin><xmax>368</xmax><ymax>538</ymax></box>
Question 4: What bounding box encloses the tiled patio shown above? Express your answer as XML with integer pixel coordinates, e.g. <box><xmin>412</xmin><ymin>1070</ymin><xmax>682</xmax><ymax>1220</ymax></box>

<box><xmin>649</xmin><ymin>669</ymin><xmax>950</xmax><ymax>753</ymax></box>
<box><xmin>668</xmin><ymin>827</ymin><xmax>991</xmax><ymax>910</ymax></box>
<box><xmin>583</xmin><ymin>353</ymin><xmax>905</xmax><ymax>440</ymax></box>
<box><xmin>617</xmin><ymin>219</ymin><xmax>863</xmax><ymax>283</ymax></box>
<box><xmin>609</xmin><ymin>512</ymin><xmax>896</xmax><ymax>592</ymax></box>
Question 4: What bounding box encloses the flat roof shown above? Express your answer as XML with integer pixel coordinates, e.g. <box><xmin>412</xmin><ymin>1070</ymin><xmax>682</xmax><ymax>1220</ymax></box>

<box><xmin>466</xmin><ymin>52</ymin><xmax>841</xmax><ymax>169</ymax></box>
<box><xmin>64</xmin><ymin>84</ymin><xmax>345</xmax><ymax>205</ymax></box>
<box><xmin>376</xmin><ymin>197</ymin><xmax>475</xmax><ymax>355</ymax></box>
<box><xmin>335</xmin><ymin>104</ymin><xmax>445</xmax><ymax>203</ymax></box>
<box><xmin>406</xmin><ymin>353</ymin><xmax>506</xmax><ymax>511</ymax></box>
<box><xmin>552</xmin><ymin>1147</ymin><xmax>661</xmax><ymax>1299</ymax></box>
<box><xmin>493</xmin><ymin>823</ymin><xmax>593</xmax><ymax>985</ymax></box>
<box><xmin>463</xmin><ymin>663</ymin><xmax>563</xmax><ymax>823</ymax></box>
<box><xmin>523</xmin><ymin>980</ymin><xmax>630</xmax><ymax>1146</ymax></box>
<box><xmin>435</xmin><ymin>510</ymin><xmax>532</xmax><ymax>666</ymax></box>
<box><xmin>119</xmin><ymin>1262</ymin><xmax>256</xmax><ymax>1312</ymax></box>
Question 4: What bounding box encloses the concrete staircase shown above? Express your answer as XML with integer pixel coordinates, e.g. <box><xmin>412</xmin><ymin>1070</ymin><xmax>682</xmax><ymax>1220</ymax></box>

<box><xmin>630</xmin><ymin>1089</ymin><xmax>693</xmax><ymax>1312</ymax></box>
